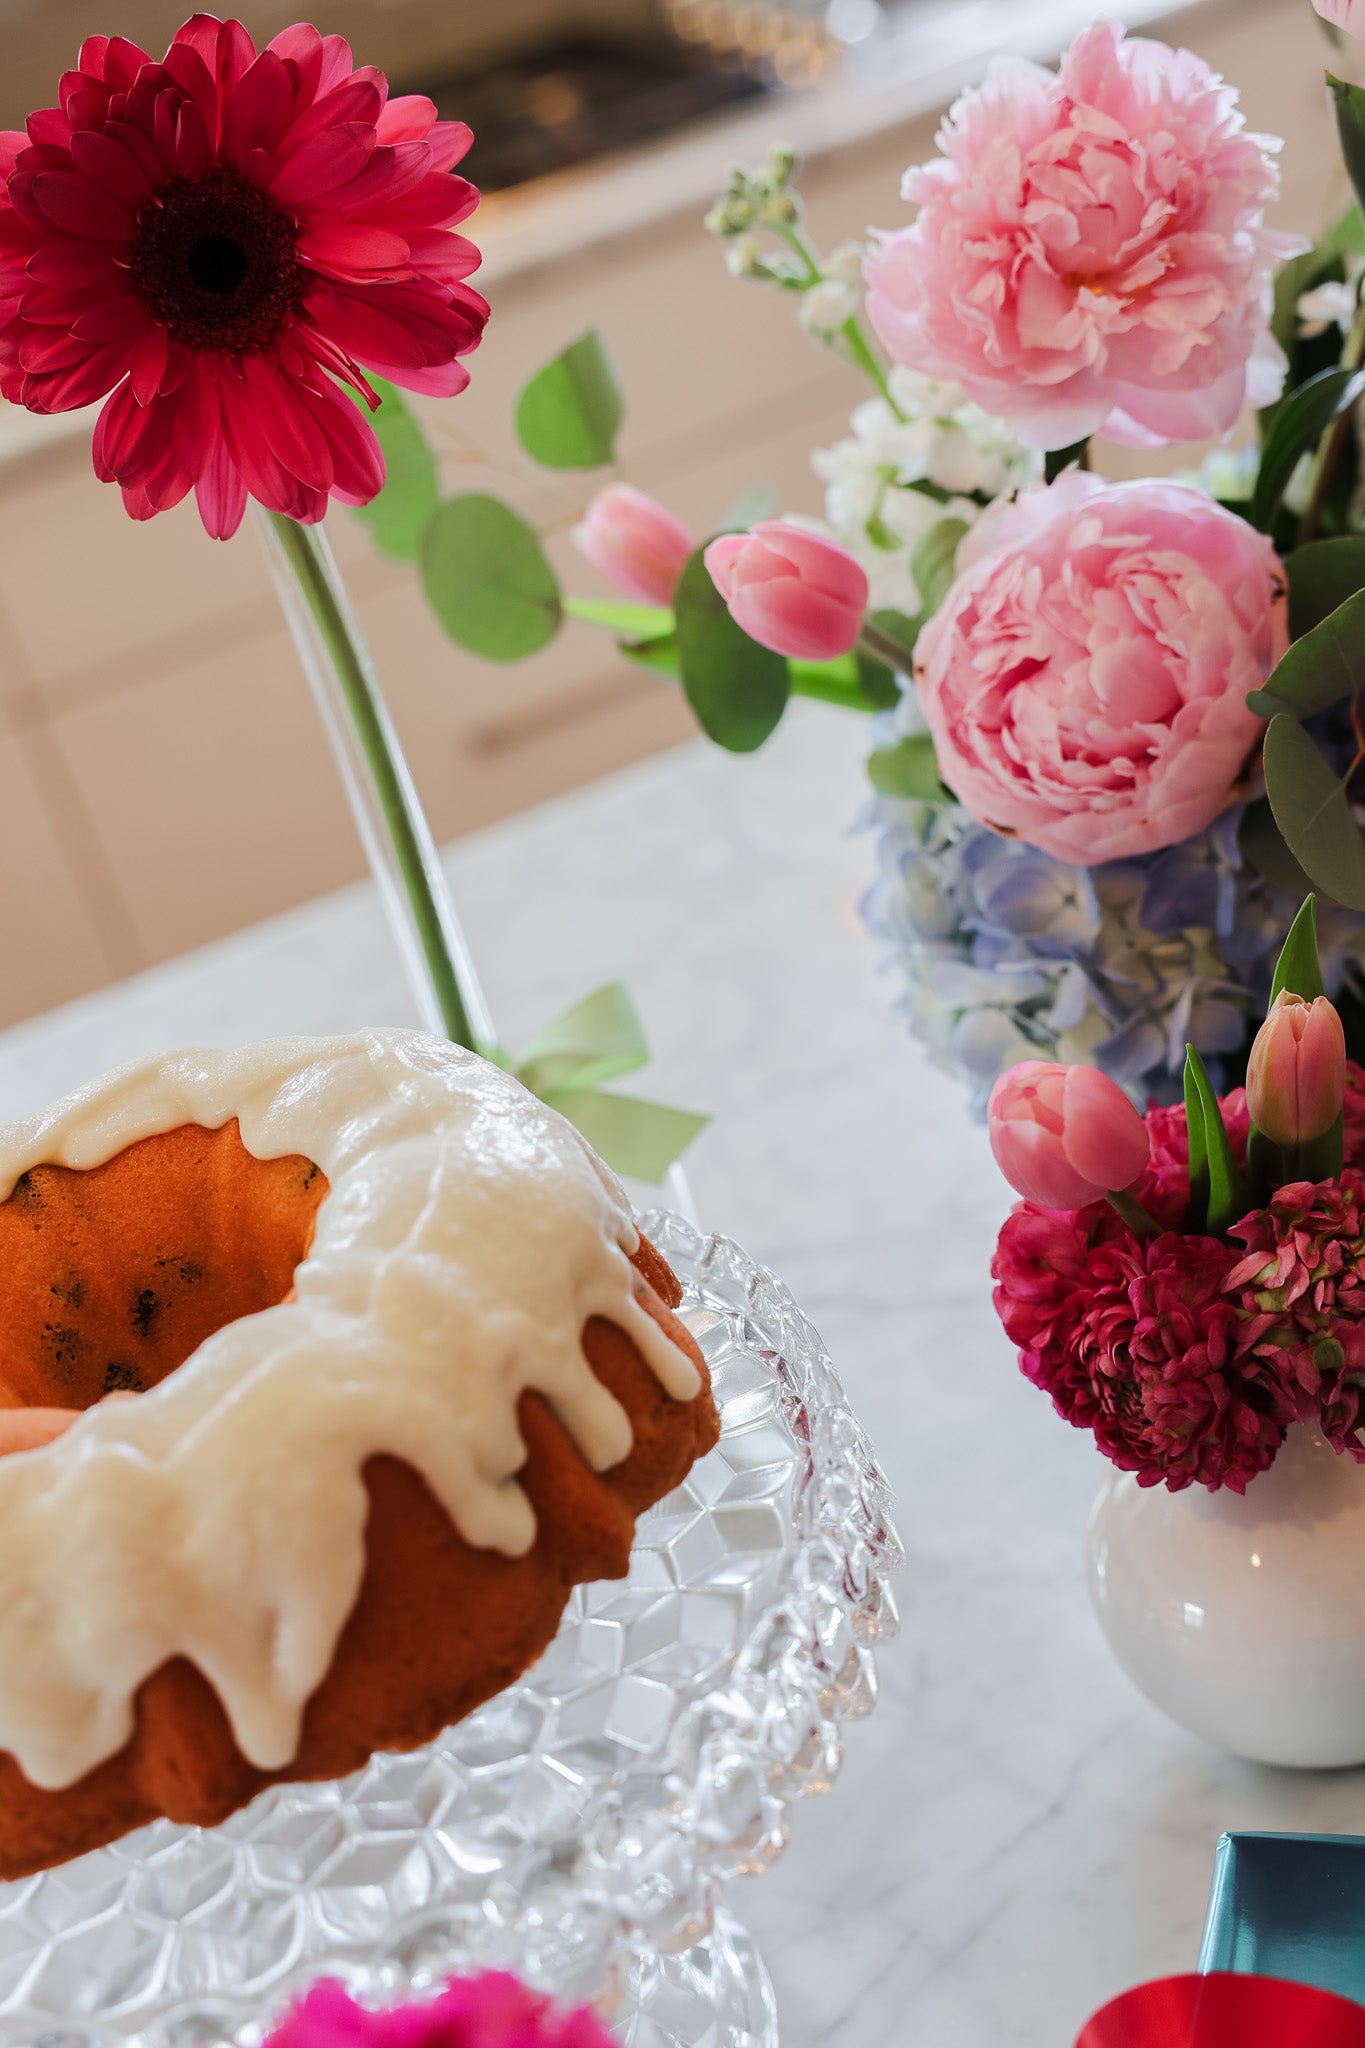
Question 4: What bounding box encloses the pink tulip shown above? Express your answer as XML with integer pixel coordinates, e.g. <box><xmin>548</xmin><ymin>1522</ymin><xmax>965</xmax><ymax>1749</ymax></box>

<box><xmin>704</xmin><ymin>521</ymin><xmax>868</xmax><ymax>661</ymax></box>
<box><xmin>1246</xmin><ymin>990</ymin><xmax>1347</xmax><ymax>1148</ymax></box>
<box><xmin>1315</xmin><ymin>0</ymin><xmax>1365</xmax><ymax>36</ymax></box>
<box><xmin>571</xmin><ymin>485</ymin><xmax>696</xmax><ymax>607</ymax></box>
<box><xmin>988</xmin><ymin>1061</ymin><xmax>1150</xmax><ymax>1211</ymax></box>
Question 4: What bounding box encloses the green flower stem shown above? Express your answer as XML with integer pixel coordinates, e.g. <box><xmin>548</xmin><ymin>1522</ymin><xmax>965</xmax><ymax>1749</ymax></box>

<box><xmin>840</xmin><ymin>313</ymin><xmax>902</xmax><ymax>416</ymax></box>
<box><xmin>268</xmin><ymin>512</ymin><xmax>486</xmax><ymax>1055</ymax></box>
<box><xmin>858</xmin><ymin>621</ymin><xmax>916</xmax><ymax>672</ymax></box>
<box><xmin>1299</xmin><ymin>294</ymin><xmax>1365</xmax><ymax>545</ymax></box>
<box><xmin>1106</xmin><ymin>1187</ymin><xmax>1162</xmax><ymax>1238</ymax></box>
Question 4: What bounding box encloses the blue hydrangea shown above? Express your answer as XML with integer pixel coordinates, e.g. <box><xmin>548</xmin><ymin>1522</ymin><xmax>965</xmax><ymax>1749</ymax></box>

<box><xmin>862</xmin><ymin>785</ymin><xmax>1365</xmax><ymax>1117</ymax></box>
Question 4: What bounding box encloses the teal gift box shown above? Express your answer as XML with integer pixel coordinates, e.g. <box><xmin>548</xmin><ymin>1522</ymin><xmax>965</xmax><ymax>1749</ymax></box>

<box><xmin>1198</xmin><ymin>1832</ymin><xmax>1365</xmax><ymax>2008</ymax></box>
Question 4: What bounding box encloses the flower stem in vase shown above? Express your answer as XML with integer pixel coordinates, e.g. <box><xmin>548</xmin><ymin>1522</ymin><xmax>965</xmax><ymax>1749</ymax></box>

<box><xmin>258</xmin><ymin>510</ymin><xmax>496</xmax><ymax>1057</ymax></box>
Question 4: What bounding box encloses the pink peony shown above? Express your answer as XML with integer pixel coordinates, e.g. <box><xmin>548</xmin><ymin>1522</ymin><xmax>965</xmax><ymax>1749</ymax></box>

<box><xmin>264</xmin><ymin>1972</ymin><xmax>618</xmax><ymax>2048</ymax></box>
<box><xmin>571</xmin><ymin>485</ymin><xmax>695</xmax><ymax>608</ymax></box>
<box><xmin>994</xmin><ymin>1210</ymin><xmax>1291</xmax><ymax>1491</ymax></box>
<box><xmin>913</xmin><ymin>475</ymin><xmax>1285</xmax><ymax>865</ymax></box>
<box><xmin>864</xmin><ymin>21</ymin><xmax>1299</xmax><ymax>450</ymax></box>
<box><xmin>988</xmin><ymin>1059</ymin><xmax>1150</xmax><ymax>1209</ymax></box>
<box><xmin>703</xmin><ymin>521</ymin><xmax>867</xmax><ymax>660</ymax></box>
<box><xmin>1315</xmin><ymin>0</ymin><xmax>1365</xmax><ymax>36</ymax></box>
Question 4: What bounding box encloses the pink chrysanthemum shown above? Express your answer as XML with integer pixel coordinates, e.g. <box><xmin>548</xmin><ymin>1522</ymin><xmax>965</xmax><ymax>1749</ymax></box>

<box><xmin>265</xmin><ymin>1971</ymin><xmax>618</xmax><ymax>2048</ymax></box>
<box><xmin>993</xmin><ymin>1208</ymin><xmax>1291</xmax><ymax>1490</ymax></box>
<box><xmin>1227</xmin><ymin>1170</ymin><xmax>1365</xmax><ymax>1459</ymax></box>
<box><xmin>0</xmin><ymin>14</ymin><xmax>488</xmax><ymax>538</ymax></box>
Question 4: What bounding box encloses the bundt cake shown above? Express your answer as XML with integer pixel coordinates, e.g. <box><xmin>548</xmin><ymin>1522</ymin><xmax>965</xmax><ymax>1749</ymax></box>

<box><xmin>0</xmin><ymin>1030</ymin><xmax>719</xmax><ymax>1878</ymax></box>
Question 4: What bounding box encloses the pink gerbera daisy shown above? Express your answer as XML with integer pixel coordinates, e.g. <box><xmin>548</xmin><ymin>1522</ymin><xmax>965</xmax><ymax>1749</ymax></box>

<box><xmin>0</xmin><ymin>13</ymin><xmax>488</xmax><ymax>538</ymax></box>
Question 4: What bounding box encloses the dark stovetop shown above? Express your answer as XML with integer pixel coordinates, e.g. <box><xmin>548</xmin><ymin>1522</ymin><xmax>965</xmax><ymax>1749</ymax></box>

<box><xmin>410</xmin><ymin>34</ymin><xmax>768</xmax><ymax>195</ymax></box>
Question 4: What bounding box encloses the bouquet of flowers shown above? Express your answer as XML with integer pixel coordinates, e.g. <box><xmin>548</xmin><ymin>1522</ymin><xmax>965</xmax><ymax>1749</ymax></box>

<box><xmin>989</xmin><ymin>895</ymin><xmax>1365</xmax><ymax>1494</ymax></box>
<box><xmin>379</xmin><ymin>6</ymin><xmax>1365</xmax><ymax>1119</ymax></box>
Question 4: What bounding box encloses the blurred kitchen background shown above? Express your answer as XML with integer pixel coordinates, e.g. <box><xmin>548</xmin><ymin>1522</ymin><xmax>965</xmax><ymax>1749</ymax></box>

<box><xmin>0</xmin><ymin>0</ymin><xmax>1341</xmax><ymax>1025</ymax></box>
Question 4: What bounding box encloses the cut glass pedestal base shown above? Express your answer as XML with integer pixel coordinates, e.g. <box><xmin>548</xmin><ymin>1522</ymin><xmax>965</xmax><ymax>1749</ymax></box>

<box><xmin>0</xmin><ymin>1218</ymin><xmax>901</xmax><ymax>2048</ymax></box>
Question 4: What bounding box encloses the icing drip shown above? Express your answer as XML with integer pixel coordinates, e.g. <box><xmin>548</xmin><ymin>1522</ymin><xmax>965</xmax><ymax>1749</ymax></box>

<box><xmin>0</xmin><ymin>1031</ymin><xmax>700</xmax><ymax>1792</ymax></box>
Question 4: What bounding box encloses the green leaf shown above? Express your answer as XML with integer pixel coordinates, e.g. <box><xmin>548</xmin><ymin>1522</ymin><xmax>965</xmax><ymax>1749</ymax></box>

<box><xmin>349</xmin><ymin>379</ymin><xmax>438</xmax><ymax>562</ymax></box>
<box><xmin>1270</xmin><ymin>243</ymin><xmax>1329</xmax><ymax>360</ymax></box>
<box><xmin>1044</xmin><ymin>439</ymin><xmax>1089</xmax><ymax>484</ymax></box>
<box><xmin>1253</xmin><ymin>584</ymin><xmax>1365</xmax><ymax>719</ymax></box>
<box><xmin>911</xmin><ymin>518</ymin><xmax>970</xmax><ymax>617</ymax></box>
<box><xmin>869</xmin><ymin>608</ymin><xmax>921</xmax><ymax>666</ymax></box>
<box><xmin>1331</xmin><ymin>75</ymin><xmax>1365</xmax><ymax>221</ymax></box>
<box><xmin>515</xmin><ymin>330</ymin><xmax>623</xmax><ymax>469</ymax></box>
<box><xmin>785</xmin><ymin>650</ymin><xmax>899</xmax><ymax>712</ymax></box>
<box><xmin>1240</xmin><ymin>798</ymin><xmax>1316</xmax><ymax>898</ymax></box>
<box><xmin>1184</xmin><ymin>1045</ymin><xmax>1251</xmax><ymax>1236</ymax></box>
<box><xmin>564</xmin><ymin>596</ymin><xmax>674</xmax><ymax>638</ymax></box>
<box><xmin>672</xmin><ymin>545</ymin><xmax>789</xmax><ymax>751</ymax></box>
<box><xmin>514</xmin><ymin>981</ymin><xmax>649</xmax><ymax>1098</ymax></box>
<box><xmin>421</xmin><ymin>495</ymin><xmax>562</xmax><ymax>660</ymax></box>
<box><xmin>854</xmin><ymin>650</ymin><xmax>901</xmax><ymax>710</ymax></box>
<box><xmin>1252</xmin><ymin>365</ymin><xmax>1365</xmax><ymax>531</ymax></box>
<box><xmin>1287</xmin><ymin>537</ymin><xmax>1365</xmax><ymax>640</ymax></box>
<box><xmin>1264</xmin><ymin>714</ymin><xmax>1365</xmax><ymax>910</ymax></box>
<box><xmin>619</xmin><ymin>632</ymin><xmax>679</xmax><ymax>677</ymax></box>
<box><xmin>1270</xmin><ymin>894</ymin><xmax>1327</xmax><ymax>1002</ymax></box>
<box><xmin>544</xmin><ymin>1089</ymin><xmax>709</xmax><ymax>1184</ymax></box>
<box><xmin>1184</xmin><ymin>1055</ymin><xmax>1210</xmax><ymax>1233</ymax></box>
<box><xmin>866</xmin><ymin>732</ymin><xmax>951</xmax><ymax>801</ymax></box>
<box><xmin>720</xmin><ymin>485</ymin><xmax>778</xmax><ymax>531</ymax></box>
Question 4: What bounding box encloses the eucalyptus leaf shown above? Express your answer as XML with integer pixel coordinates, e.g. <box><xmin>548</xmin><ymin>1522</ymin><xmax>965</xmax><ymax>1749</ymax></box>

<box><xmin>1240</xmin><ymin>798</ymin><xmax>1316</xmax><ymax>898</ymax></box>
<box><xmin>515</xmin><ymin>330</ymin><xmax>623</xmax><ymax>469</ymax></box>
<box><xmin>720</xmin><ymin>484</ymin><xmax>778</xmax><ymax>531</ymax></box>
<box><xmin>855</xmin><ymin>650</ymin><xmax>901</xmax><ymax>709</ymax></box>
<box><xmin>869</xmin><ymin>608</ymin><xmax>921</xmax><ymax>667</ymax></box>
<box><xmin>866</xmin><ymin>732</ymin><xmax>951</xmax><ymax>801</ymax></box>
<box><xmin>1270</xmin><ymin>894</ymin><xmax>1327</xmax><ymax>1002</ymax></box>
<box><xmin>1287</xmin><ymin>537</ymin><xmax>1365</xmax><ymax>640</ymax></box>
<box><xmin>911</xmin><ymin>518</ymin><xmax>970</xmax><ymax>618</ymax></box>
<box><xmin>789</xmin><ymin>651</ymin><xmax>892</xmax><ymax>712</ymax></box>
<box><xmin>618</xmin><ymin>632</ymin><xmax>678</xmax><ymax>676</ymax></box>
<box><xmin>1184</xmin><ymin>1045</ymin><xmax>1250</xmax><ymax>1237</ymax></box>
<box><xmin>1252</xmin><ymin>364</ymin><xmax>1365</xmax><ymax>531</ymax></box>
<box><xmin>1331</xmin><ymin>75</ymin><xmax>1365</xmax><ymax>222</ymax></box>
<box><xmin>1254</xmin><ymin>584</ymin><xmax>1365</xmax><ymax>718</ymax></box>
<box><xmin>1264</xmin><ymin>714</ymin><xmax>1365</xmax><ymax>911</ymax></box>
<box><xmin>544</xmin><ymin>1089</ymin><xmax>708</xmax><ymax>1184</ymax></box>
<box><xmin>349</xmin><ymin>379</ymin><xmax>438</xmax><ymax>562</ymax></box>
<box><xmin>672</xmin><ymin>546</ymin><xmax>789</xmax><ymax>751</ymax></box>
<box><xmin>421</xmin><ymin>495</ymin><xmax>562</xmax><ymax>660</ymax></box>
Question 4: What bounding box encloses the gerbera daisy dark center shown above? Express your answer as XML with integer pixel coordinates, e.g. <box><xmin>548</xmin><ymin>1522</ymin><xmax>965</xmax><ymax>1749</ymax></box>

<box><xmin>130</xmin><ymin>172</ymin><xmax>302</xmax><ymax>353</ymax></box>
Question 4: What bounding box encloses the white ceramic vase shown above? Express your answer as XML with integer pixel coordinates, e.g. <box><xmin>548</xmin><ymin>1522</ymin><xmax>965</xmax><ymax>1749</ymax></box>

<box><xmin>1087</xmin><ymin>1424</ymin><xmax>1365</xmax><ymax>1767</ymax></box>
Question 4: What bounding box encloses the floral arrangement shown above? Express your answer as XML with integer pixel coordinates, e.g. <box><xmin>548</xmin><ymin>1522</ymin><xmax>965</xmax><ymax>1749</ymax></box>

<box><xmin>0</xmin><ymin>13</ymin><xmax>705</xmax><ymax>1184</ymax></box>
<box><xmin>988</xmin><ymin>894</ymin><xmax>1365</xmax><ymax>1494</ymax></box>
<box><xmin>264</xmin><ymin>1970</ymin><xmax>615</xmax><ymax>2047</ymax></box>
<box><xmin>357</xmin><ymin>7</ymin><xmax>1365</xmax><ymax>1117</ymax></box>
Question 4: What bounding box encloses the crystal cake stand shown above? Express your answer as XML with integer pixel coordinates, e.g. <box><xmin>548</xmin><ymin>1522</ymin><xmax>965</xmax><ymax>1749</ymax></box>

<box><xmin>0</xmin><ymin>1216</ymin><xmax>902</xmax><ymax>2048</ymax></box>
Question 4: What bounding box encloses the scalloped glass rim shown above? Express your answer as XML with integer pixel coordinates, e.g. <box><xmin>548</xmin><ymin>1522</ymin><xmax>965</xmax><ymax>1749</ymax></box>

<box><xmin>0</xmin><ymin>1216</ymin><xmax>902</xmax><ymax>2048</ymax></box>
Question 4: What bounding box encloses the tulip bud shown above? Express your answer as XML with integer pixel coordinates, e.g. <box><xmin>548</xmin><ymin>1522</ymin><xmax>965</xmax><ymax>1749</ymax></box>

<box><xmin>571</xmin><ymin>486</ymin><xmax>696</xmax><ymax>609</ymax></box>
<box><xmin>987</xmin><ymin>1061</ymin><xmax>1150</xmax><ymax>1212</ymax></box>
<box><xmin>1246</xmin><ymin>990</ymin><xmax>1347</xmax><ymax>1149</ymax></box>
<box><xmin>703</xmin><ymin>521</ymin><xmax>868</xmax><ymax>661</ymax></box>
<box><xmin>1314</xmin><ymin>0</ymin><xmax>1365</xmax><ymax>38</ymax></box>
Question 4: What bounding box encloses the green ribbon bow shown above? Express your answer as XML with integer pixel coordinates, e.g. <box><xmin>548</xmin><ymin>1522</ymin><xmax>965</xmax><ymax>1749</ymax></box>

<box><xmin>499</xmin><ymin>982</ymin><xmax>709</xmax><ymax>1184</ymax></box>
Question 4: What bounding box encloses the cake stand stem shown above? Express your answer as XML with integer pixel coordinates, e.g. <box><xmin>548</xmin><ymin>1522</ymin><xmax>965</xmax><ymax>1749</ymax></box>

<box><xmin>259</xmin><ymin>510</ymin><xmax>497</xmax><ymax>1056</ymax></box>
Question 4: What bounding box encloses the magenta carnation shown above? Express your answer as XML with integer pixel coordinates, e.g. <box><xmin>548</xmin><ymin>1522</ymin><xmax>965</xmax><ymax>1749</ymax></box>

<box><xmin>264</xmin><ymin>1972</ymin><xmax>618</xmax><ymax>2048</ymax></box>
<box><xmin>994</xmin><ymin>1208</ymin><xmax>1291</xmax><ymax>1490</ymax></box>
<box><xmin>1227</xmin><ymin>1171</ymin><xmax>1365</xmax><ymax>1459</ymax></box>
<box><xmin>864</xmin><ymin>20</ymin><xmax>1299</xmax><ymax>450</ymax></box>
<box><xmin>0</xmin><ymin>16</ymin><xmax>488</xmax><ymax>538</ymax></box>
<box><xmin>913</xmin><ymin>475</ymin><xmax>1285</xmax><ymax>865</ymax></box>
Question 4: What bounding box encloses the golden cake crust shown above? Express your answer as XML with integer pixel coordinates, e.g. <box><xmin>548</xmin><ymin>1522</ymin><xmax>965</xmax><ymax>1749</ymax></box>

<box><xmin>0</xmin><ymin>1128</ymin><xmax>718</xmax><ymax>1878</ymax></box>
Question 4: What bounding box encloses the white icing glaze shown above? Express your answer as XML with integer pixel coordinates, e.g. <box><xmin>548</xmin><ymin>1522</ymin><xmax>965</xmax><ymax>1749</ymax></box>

<box><xmin>0</xmin><ymin>1030</ymin><xmax>700</xmax><ymax>1792</ymax></box>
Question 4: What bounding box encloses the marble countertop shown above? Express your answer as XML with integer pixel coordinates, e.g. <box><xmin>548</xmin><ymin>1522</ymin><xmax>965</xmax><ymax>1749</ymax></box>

<box><xmin>0</xmin><ymin>700</ymin><xmax>1356</xmax><ymax>2047</ymax></box>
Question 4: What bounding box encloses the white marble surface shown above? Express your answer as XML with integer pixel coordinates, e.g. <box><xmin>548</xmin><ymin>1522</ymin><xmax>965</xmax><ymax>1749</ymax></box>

<box><xmin>1</xmin><ymin>702</ymin><xmax>1362</xmax><ymax>2046</ymax></box>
